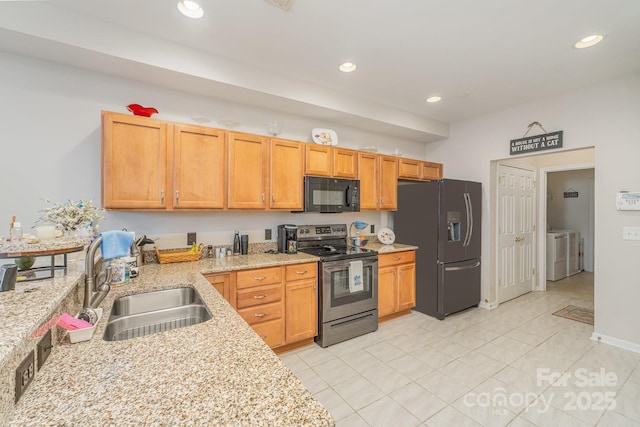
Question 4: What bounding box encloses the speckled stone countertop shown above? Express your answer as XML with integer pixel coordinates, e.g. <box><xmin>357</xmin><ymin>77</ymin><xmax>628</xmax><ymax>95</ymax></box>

<box><xmin>5</xmin><ymin>251</ymin><xmax>336</xmax><ymax>426</ymax></box>
<box><xmin>4</xmin><ymin>243</ymin><xmax>417</xmax><ymax>425</ymax></box>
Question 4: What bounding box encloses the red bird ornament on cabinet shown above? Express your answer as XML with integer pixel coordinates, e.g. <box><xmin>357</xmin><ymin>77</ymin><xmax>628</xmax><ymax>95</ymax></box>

<box><xmin>126</xmin><ymin>104</ymin><xmax>159</xmax><ymax>117</ymax></box>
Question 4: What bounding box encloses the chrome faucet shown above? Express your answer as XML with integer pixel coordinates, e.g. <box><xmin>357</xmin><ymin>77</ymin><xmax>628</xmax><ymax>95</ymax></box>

<box><xmin>84</xmin><ymin>236</ymin><xmax>140</xmax><ymax>308</ymax></box>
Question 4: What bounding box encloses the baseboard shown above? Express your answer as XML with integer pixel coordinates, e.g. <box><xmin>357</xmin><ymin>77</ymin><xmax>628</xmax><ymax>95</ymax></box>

<box><xmin>479</xmin><ymin>300</ymin><xmax>498</xmax><ymax>310</ymax></box>
<box><xmin>591</xmin><ymin>332</ymin><xmax>640</xmax><ymax>354</ymax></box>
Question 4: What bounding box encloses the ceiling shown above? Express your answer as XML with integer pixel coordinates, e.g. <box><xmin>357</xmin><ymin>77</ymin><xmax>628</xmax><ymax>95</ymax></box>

<box><xmin>1</xmin><ymin>0</ymin><xmax>639</xmax><ymax>142</ymax></box>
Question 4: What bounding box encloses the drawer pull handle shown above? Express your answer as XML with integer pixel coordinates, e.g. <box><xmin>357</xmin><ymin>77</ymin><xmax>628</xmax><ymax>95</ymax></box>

<box><xmin>254</xmin><ymin>312</ymin><xmax>269</xmax><ymax>318</ymax></box>
<box><xmin>260</xmin><ymin>335</ymin><xmax>268</xmax><ymax>339</ymax></box>
<box><xmin>394</xmin><ymin>257</ymin><xmax>402</xmax><ymax>261</ymax></box>
<box><xmin>253</xmin><ymin>294</ymin><xmax>267</xmax><ymax>299</ymax></box>
<box><xmin>254</xmin><ymin>276</ymin><xmax>267</xmax><ymax>281</ymax></box>
<box><xmin>296</xmin><ymin>270</ymin><xmax>308</xmax><ymax>275</ymax></box>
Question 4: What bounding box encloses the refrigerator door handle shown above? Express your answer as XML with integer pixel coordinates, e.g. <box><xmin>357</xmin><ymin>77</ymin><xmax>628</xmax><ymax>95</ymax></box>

<box><xmin>444</xmin><ymin>261</ymin><xmax>481</xmax><ymax>271</ymax></box>
<box><xmin>463</xmin><ymin>192</ymin><xmax>472</xmax><ymax>247</ymax></box>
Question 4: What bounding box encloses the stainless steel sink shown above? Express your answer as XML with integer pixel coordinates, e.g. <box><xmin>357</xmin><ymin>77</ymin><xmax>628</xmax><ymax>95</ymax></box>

<box><xmin>103</xmin><ymin>287</ymin><xmax>212</xmax><ymax>341</ymax></box>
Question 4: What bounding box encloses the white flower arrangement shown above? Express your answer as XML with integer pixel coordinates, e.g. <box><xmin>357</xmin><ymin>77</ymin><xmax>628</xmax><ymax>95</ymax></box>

<box><xmin>37</xmin><ymin>199</ymin><xmax>105</xmax><ymax>234</ymax></box>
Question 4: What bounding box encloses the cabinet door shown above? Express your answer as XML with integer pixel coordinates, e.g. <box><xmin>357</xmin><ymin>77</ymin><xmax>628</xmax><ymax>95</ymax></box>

<box><xmin>333</xmin><ymin>147</ymin><xmax>358</xmax><ymax>178</ymax></box>
<box><xmin>228</xmin><ymin>132</ymin><xmax>268</xmax><ymax>209</ymax></box>
<box><xmin>358</xmin><ymin>152</ymin><xmax>379</xmax><ymax>210</ymax></box>
<box><xmin>205</xmin><ymin>273</ymin><xmax>232</xmax><ymax>303</ymax></box>
<box><xmin>422</xmin><ymin>161</ymin><xmax>443</xmax><ymax>181</ymax></box>
<box><xmin>398</xmin><ymin>158</ymin><xmax>422</xmax><ymax>180</ymax></box>
<box><xmin>270</xmin><ymin>139</ymin><xmax>304</xmax><ymax>210</ymax></box>
<box><xmin>102</xmin><ymin>112</ymin><xmax>168</xmax><ymax>209</ymax></box>
<box><xmin>305</xmin><ymin>144</ymin><xmax>332</xmax><ymax>176</ymax></box>
<box><xmin>285</xmin><ymin>279</ymin><xmax>318</xmax><ymax>343</ymax></box>
<box><xmin>173</xmin><ymin>125</ymin><xmax>226</xmax><ymax>209</ymax></box>
<box><xmin>377</xmin><ymin>266</ymin><xmax>397</xmax><ymax>318</ymax></box>
<box><xmin>397</xmin><ymin>263</ymin><xmax>416</xmax><ymax>311</ymax></box>
<box><xmin>379</xmin><ymin>155</ymin><xmax>398</xmax><ymax>210</ymax></box>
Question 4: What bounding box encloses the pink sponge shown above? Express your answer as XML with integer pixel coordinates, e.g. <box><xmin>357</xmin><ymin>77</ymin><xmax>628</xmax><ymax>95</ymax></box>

<box><xmin>57</xmin><ymin>313</ymin><xmax>93</xmax><ymax>330</ymax></box>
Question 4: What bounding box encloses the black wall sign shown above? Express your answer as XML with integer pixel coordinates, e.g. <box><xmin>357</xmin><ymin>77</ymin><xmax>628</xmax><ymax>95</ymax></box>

<box><xmin>510</xmin><ymin>130</ymin><xmax>563</xmax><ymax>155</ymax></box>
<box><xmin>564</xmin><ymin>191</ymin><xmax>579</xmax><ymax>198</ymax></box>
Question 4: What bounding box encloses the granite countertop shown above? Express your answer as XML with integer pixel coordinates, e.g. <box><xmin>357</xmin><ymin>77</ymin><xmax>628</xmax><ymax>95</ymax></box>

<box><xmin>6</xmin><ymin>251</ymin><xmax>334</xmax><ymax>426</ymax></box>
<box><xmin>5</xmin><ymin>244</ymin><xmax>417</xmax><ymax>425</ymax></box>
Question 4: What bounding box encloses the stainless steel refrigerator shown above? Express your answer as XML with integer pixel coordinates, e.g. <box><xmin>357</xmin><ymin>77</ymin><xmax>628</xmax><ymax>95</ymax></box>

<box><xmin>394</xmin><ymin>179</ymin><xmax>481</xmax><ymax>320</ymax></box>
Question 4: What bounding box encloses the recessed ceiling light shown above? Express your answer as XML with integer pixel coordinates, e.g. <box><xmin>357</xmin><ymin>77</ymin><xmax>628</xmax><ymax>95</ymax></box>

<box><xmin>339</xmin><ymin>62</ymin><xmax>357</xmax><ymax>73</ymax></box>
<box><xmin>574</xmin><ymin>34</ymin><xmax>604</xmax><ymax>49</ymax></box>
<box><xmin>177</xmin><ymin>0</ymin><xmax>204</xmax><ymax>19</ymax></box>
<box><xmin>426</xmin><ymin>96</ymin><xmax>442</xmax><ymax>103</ymax></box>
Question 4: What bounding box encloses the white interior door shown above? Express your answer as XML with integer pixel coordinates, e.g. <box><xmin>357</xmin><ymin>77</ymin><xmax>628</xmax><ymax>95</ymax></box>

<box><xmin>497</xmin><ymin>164</ymin><xmax>536</xmax><ymax>303</ymax></box>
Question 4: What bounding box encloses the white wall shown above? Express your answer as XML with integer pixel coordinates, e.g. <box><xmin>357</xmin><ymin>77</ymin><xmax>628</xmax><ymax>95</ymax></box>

<box><xmin>428</xmin><ymin>72</ymin><xmax>640</xmax><ymax>348</ymax></box>
<box><xmin>0</xmin><ymin>52</ymin><xmax>415</xmax><ymax>248</ymax></box>
<box><xmin>547</xmin><ymin>169</ymin><xmax>595</xmax><ymax>271</ymax></box>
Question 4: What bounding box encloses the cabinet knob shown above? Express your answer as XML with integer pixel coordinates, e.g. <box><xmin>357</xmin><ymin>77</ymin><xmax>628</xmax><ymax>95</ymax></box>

<box><xmin>272</xmin><ymin>194</ymin><xmax>275</xmax><ymax>202</ymax></box>
<box><xmin>161</xmin><ymin>190</ymin><xmax>165</xmax><ymax>205</ymax></box>
<box><xmin>175</xmin><ymin>190</ymin><xmax>180</xmax><ymax>203</ymax></box>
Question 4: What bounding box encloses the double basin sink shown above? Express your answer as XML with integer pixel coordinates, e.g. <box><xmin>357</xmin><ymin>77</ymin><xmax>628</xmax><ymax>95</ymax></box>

<box><xmin>103</xmin><ymin>287</ymin><xmax>212</xmax><ymax>341</ymax></box>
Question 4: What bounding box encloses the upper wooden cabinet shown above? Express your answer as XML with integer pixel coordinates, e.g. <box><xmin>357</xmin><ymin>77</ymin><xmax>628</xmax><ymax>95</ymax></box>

<box><xmin>305</xmin><ymin>144</ymin><xmax>358</xmax><ymax>178</ymax></box>
<box><xmin>227</xmin><ymin>132</ymin><xmax>269</xmax><ymax>209</ymax></box>
<box><xmin>173</xmin><ymin>124</ymin><xmax>226</xmax><ymax>209</ymax></box>
<box><xmin>421</xmin><ymin>161</ymin><xmax>443</xmax><ymax>181</ymax></box>
<box><xmin>269</xmin><ymin>138</ymin><xmax>304</xmax><ymax>210</ymax></box>
<box><xmin>102</xmin><ymin>111</ymin><xmax>442</xmax><ymax>211</ymax></box>
<box><xmin>305</xmin><ymin>144</ymin><xmax>332</xmax><ymax>176</ymax></box>
<box><xmin>332</xmin><ymin>147</ymin><xmax>358</xmax><ymax>178</ymax></box>
<box><xmin>398</xmin><ymin>158</ymin><xmax>443</xmax><ymax>181</ymax></box>
<box><xmin>358</xmin><ymin>153</ymin><xmax>397</xmax><ymax>210</ymax></box>
<box><xmin>358</xmin><ymin>152</ymin><xmax>379</xmax><ymax>210</ymax></box>
<box><xmin>102</xmin><ymin>112</ymin><xmax>227</xmax><ymax>210</ymax></box>
<box><xmin>379</xmin><ymin>155</ymin><xmax>398</xmax><ymax>210</ymax></box>
<box><xmin>398</xmin><ymin>158</ymin><xmax>422</xmax><ymax>180</ymax></box>
<box><xmin>102</xmin><ymin>112</ymin><xmax>168</xmax><ymax>209</ymax></box>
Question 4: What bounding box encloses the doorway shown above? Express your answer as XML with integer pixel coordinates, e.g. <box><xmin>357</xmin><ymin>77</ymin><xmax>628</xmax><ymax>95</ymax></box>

<box><xmin>490</xmin><ymin>147</ymin><xmax>595</xmax><ymax>306</ymax></box>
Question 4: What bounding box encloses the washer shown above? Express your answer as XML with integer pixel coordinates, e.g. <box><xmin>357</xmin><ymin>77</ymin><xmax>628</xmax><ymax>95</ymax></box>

<box><xmin>546</xmin><ymin>232</ymin><xmax>568</xmax><ymax>281</ymax></box>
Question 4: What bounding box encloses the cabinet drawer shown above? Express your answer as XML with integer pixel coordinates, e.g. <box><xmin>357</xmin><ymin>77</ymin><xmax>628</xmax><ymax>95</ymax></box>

<box><xmin>378</xmin><ymin>250</ymin><xmax>416</xmax><ymax>267</ymax></box>
<box><xmin>236</xmin><ymin>284</ymin><xmax>282</xmax><ymax>309</ymax></box>
<box><xmin>285</xmin><ymin>262</ymin><xmax>317</xmax><ymax>281</ymax></box>
<box><xmin>251</xmin><ymin>319</ymin><xmax>284</xmax><ymax>348</ymax></box>
<box><xmin>236</xmin><ymin>266</ymin><xmax>282</xmax><ymax>289</ymax></box>
<box><xmin>238</xmin><ymin>302</ymin><xmax>282</xmax><ymax>325</ymax></box>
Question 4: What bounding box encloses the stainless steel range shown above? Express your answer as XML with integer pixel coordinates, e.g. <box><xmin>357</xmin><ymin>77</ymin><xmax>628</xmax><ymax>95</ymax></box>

<box><xmin>298</xmin><ymin>224</ymin><xmax>378</xmax><ymax>347</ymax></box>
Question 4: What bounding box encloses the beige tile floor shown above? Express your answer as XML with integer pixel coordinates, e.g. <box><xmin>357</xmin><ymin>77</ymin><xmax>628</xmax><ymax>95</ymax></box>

<box><xmin>280</xmin><ymin>272</ymin><xmax>640</xmax><ymax>426</ymax></box>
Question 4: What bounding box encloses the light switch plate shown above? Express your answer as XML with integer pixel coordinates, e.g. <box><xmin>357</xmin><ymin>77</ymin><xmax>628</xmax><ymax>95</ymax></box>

<box><xmin>623</xmin><ymin>227</ymin><xmax>640</xmax><ymax>240</ymax></box>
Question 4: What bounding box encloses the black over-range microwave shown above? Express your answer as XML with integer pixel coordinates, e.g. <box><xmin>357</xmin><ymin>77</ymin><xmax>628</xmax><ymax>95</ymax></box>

<box><xmin>303</xmin><ymin>176</ymin><xmax>360</xmax><ymax>213</ymax></box>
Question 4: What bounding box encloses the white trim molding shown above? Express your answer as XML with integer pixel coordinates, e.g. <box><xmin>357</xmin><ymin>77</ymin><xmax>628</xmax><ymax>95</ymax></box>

<box><xmin>591</xmin><ymin>332</ymin><xmax>640</xmax><ymax>354</ymax></box>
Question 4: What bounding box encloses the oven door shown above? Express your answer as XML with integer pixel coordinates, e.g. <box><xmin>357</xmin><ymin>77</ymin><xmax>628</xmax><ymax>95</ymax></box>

<box><xmin>320</xmin><ymin>257</ymin><xmax>378</xmax><ymax>322</ymax></box>
<box><xmin>304</xmin><ymin>176</ymin><xmax>360</xmax><ymax>213</ymax></box>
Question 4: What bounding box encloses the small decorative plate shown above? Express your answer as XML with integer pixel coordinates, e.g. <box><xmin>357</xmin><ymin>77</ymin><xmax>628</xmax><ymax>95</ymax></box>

<box><xmin>377</xmin><ymin>228</ymin><xmax>396</xmax><ymax>245</ymax></box>
<box><xmin>312</xmin><ymin>128</ymin><xmax>338</xmax><ymax>145</ymax></box>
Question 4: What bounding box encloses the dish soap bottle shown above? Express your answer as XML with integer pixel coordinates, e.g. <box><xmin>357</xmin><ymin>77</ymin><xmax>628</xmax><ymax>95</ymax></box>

<box><xmin>233</xmin><ymin>231</ymin><xmax>240</xmax><ymax>255</ymax></box>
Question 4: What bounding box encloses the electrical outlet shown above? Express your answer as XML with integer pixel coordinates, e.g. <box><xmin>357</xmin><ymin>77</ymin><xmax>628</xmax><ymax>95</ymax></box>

<box><xmin>37</xmin><ymin>329</ymin><xmax>52</xmax><ymax>371</ymax></box>
<box><xmin>15</xmin><ymin>350</ymin><xmax>35</xmax><ymax>403</ymax></box>
<box><xmin>187</xmin><ymin>232</ymin><xmax>196</xmax><ymax>245</ymax></box>
<box><xmin>265</xmin><ymin>229</ymin><xmax>272</xmax><ymax>240</ymax></box>
<box><xmin>370</xmin><ymin>224</ymin><xmax>375</xmax><ymax>233</ymax></box>
<box><xmin>623</xmin><ymin>227</ymin><xmax>640</xmax><ymax>240</ymax></box>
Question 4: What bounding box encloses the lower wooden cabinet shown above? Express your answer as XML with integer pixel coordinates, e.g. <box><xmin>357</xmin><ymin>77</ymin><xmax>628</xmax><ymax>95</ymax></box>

<box><xmin>285</xmin><ymin>278</ymin><xmax>317</xmax><ymax>343</ymax></box>
<box><xmin>378</xmin><ymin>251</ymin><xmax>416</xmax><ymax>321</ymax></box>
<box><xmin>204</xmin><ymin>272</ymin><xmax>232</xmax><ymax>303</ymax></box>
<box><xmin>205</xmin><ymin>262</ymin><xmax>318</xmax><ymax>350</ymax></box>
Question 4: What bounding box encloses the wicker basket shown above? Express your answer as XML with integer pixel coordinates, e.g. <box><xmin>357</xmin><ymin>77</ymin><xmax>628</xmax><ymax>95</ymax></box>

<box><xmin>155</xmin><ymin>247</ymin><xmax>202</xmax><ymax>264</ymax></box>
